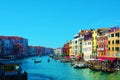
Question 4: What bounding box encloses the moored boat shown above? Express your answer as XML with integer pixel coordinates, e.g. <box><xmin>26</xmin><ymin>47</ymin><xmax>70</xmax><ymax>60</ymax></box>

<box><xmin>89</xmin><ymin>60</ymin><xmax>101</xmax><ymax>71</ymax></box>
<box><xmin>74</xmin><ymin>62</ymin><xmax>88</xmax><ymax>69</ymax></box>
<box><xmin>101</xmin><ymin>60</ymin><xmax>116</xmax><ymax>73</ymax></box>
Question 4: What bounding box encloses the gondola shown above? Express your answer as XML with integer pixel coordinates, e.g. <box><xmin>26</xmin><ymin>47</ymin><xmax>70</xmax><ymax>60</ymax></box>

<box><xmin>34</xmin><ymin>60</ymin><xmax>42</xmax><ymax>63</ymax></box>
<box><xmin>48</xmin><ymin>58</ymin><xmax>50</xmax><ymax>62</ymax></box>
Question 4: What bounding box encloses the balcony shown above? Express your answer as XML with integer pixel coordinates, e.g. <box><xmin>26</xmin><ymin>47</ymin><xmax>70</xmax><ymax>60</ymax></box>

<box><xmin>98</xmin><ymin>48</ymin><xmax>104</xmax><ymax>51</ymax></box>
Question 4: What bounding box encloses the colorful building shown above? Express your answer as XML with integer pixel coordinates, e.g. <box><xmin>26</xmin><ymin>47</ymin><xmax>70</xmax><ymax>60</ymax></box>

<box><xmin>45</xmin><ymin>48</ymin><xmax>54</xmax><ymax>55</ymax></box>
<box><xmin>69</xmin><ymin>40</ymin><xmax>74</xmax><ymax>58</ymax></box>
<box><xmin>39</xmin><ymin>46</ymin><xmax>46</xmax><ymax>55</ymax></box>
<box><xmin>71</xmin><ymin>33</ymin><xmax>81</xmax><ymax>58</ymax></box>
<box><xmin>69</xmin><ymin>32</ymin><xmax>81</xmax><ymax>59</ymax></box>
<box><xmin>0</xmin><ymin>36</ymin><xmax>13</xmax><ymax>56</ymax></box>
<box><xmin>91</xmin><ymin>30</ymin><xmax>98</xmax><ymax>58</ymax></box>
<box><xmin>0</xmin><ymin>36</ymin><xmax>28</xmax><ymax>58</ymax></box>
<box><xmin>108</xmin><ymin>27</ymin><xmax>120</xmax><ymax>57</ymax></box>
<box><xmin>28</xmin><ymin>46</ymin><xmax>38</xmax><ymax>56</ymax></box>
<box><xmin>80</xmin><ymin>30</ymin><xmax>88</xmax><ymax>58</ymax></box>
<box><xmin>62</xmin><ymin>42</ymin><xmax>70</xmax><ymax>56</ymax></box>
<box><xmin>54</xmin><ymin>48</ymin><xmax>62</xmax><ymax>56</ymax></box>
<box><xmin>83</xmin><ymin>30</ymin><xmax>92</xmax><ymax>61</ymax></box>
<box><xmin>97</xmin><ymin>28</ymin><xmax>109</xmax><ymax>58</ymax></box>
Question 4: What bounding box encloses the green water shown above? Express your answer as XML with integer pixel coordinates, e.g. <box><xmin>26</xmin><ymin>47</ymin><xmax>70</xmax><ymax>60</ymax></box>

<box><xmin>21</xmin><ymin>56</ymin><xmax>120</xmax><ymax>80</ymax></box>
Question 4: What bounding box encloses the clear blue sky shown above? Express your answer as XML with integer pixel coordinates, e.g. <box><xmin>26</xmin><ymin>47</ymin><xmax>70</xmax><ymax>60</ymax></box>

<box><xmin>0</xmin><ymin>0</ymin><xmax>120</xmax><ymax>48</ymax></box>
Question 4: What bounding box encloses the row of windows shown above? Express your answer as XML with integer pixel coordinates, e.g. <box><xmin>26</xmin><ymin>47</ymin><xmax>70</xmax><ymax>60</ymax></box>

<box><xmin>70</xmin><ymin>41</ymin><xmax>78</xmax><ymax>44</ymax></box>
<box><xmin>98</xmin><ymin>45</ymin><xmax>108</xmax><ymax>48</ymax></box>
<box><xmin>108</xmin><ymin>40</ymin><xmax>120</xmax><ymax>44</ymax></box>
<box><xmin>97</xmin><ymin>36</ymin><xmax>108</xmax><ymax>41</ymax></box>
<box><xmin>84</xmin><ymin>42</ymin><xmax>91</xmax><ymax>45</ymax></box>
<box><xmin>108</xmin><ymin>47</ymin><xmax>120</xmax><ymax>51</ymax></box>
<box><xmin>106</xmin><ymin>53</ymin><xmax>114</xmax><ymax>57</ymax></box>
<box><xmin>110</xmin><ymin>33</ymin><xmax>120</xmax><ymax>37</ymax></box>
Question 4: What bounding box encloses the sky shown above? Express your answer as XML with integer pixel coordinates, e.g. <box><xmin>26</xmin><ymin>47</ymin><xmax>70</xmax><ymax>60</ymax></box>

<box><xmin>0</xmin><ymin>0</ymin><xmax>120</xmax><ymax>48</ymax></box>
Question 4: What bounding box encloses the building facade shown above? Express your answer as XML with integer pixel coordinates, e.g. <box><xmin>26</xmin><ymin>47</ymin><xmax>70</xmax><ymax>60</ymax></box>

<box><xmin>83</xmin><ymin>31</ymin><xmax>92</xmax><ymax>61</ymax></box>
<box><xmin>91</xmin><ymin>30</ymin><xmax>98</xmax><ymax>58</ymax></box>
<box><xmin>54</xmin><ymin>48</ymin><xmax>62</xmax><ymax>56</ymax></box>
<box><xmin>108</xmin><ymin>27</ymin><xmax>120</xmax><ymax>57</ymax></box>
<box><xmin>62</xmin><ymin>42</ymin><xmax>70</xmax><ymax>56</ymax></box>
<box><xmin>0</xmin><ymin>37</ymin><xmax>13</xmax><ymax>56</ymax></box>
<box><xmin>97</xmin><ymin>28</ymin><xmax>109</xmax><ymax>58</ymax></box>
<box><xmin>0</xmin><ymin>36</ymin><xmax>28</xmax><ymax>58</ymax></box>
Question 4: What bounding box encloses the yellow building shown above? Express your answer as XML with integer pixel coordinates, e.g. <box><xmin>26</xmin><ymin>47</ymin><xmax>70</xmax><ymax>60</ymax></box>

<box><xmin>69</xmin><ymin>40</ymin><xmax>74</xmax><ymax>58</ymax></box>
<box><xmin>108</xmin><ymin>28</ymin><xmax>120</xmax><ymax>58</ymax></box>
<box><xmin>69</xmin><ymin>33</ymin><xmax>80</xmax><ymax>58</ymax></box>
<box><xmin>92</xmin><ymin>30</ymin><xmax>98</xmax><ymax>58</ymax></box>
<box><xmin>69</xmin><ymin>30</ymin><xmax>86</xmax><ymax>59</ymax></box>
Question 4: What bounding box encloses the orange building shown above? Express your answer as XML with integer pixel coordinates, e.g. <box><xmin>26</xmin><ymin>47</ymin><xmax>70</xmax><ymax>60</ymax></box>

<box><xmin>108</xmin><ymin>27</ymin><xmax>120</xmax><ymax>58</ymax></box>
<box><xmin>62</xmin><ymin>42</ymin><xmax>70</xmax><ymax>56</ymax></box>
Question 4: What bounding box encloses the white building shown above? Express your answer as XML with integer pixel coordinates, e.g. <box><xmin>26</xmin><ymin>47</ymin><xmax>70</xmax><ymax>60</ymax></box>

<box><xmin>83</xmin><ymin>40</ymin><xmax>92</xmax><ymax>61</ymax></box>
<box><xmin>82</xmin><ymin>31</ymin><xmax>93</xmax><ymax>61</ymax></box>
<box><xmin>54</xmin><ymin>48</ymin><xmax>62</xmax><ymax>56</ymax></box>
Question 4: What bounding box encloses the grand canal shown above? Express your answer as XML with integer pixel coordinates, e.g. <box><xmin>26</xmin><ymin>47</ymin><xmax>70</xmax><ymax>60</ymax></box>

<box><xmin>21</xmin><ymin>56</ymin><xmax>120</xmax><ymax>80</ymax></box>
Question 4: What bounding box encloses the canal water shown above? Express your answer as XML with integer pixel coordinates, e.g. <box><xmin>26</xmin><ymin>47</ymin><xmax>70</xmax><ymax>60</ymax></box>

<box><xmin>21</xmin><ymin>56</ymin><xmax>120</xmax><ymax>80</ymax></box>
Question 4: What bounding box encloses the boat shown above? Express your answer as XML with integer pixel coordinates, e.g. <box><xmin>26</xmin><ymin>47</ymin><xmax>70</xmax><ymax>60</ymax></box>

<box><xmin>61</xmin><ymin>58</ymin><xmax>72</xmax><ymax>63</ymax></box>
<box><xmin>89</xmin><ymin>60</ymin><xmax>101</xmax><ymax>71</ymax></box>
<box><xmin>48</xmin><ymin>58</ymin><xmax>50</xmax><ymax>62</ymax></box>
<box><xmin>74</xmin><ymin>62</ymin><xmax>88</xmax><ymax>69</ymax></box>
<box><xmin>101</xmin><ymin>60</ymin><xmax>116</xmax><ymax>73</ymax></box>
<box><xmin>0</xmin><ymin>60</ymin><xmax>27</xmax><ymax>80</ymax></box>
<box><xmin>71</xmin><ymin>61</ymin><xmax>76</xmax><ymax>66</ymax></box>
<box><xmin>34</xmin><ymin>60</ymin><xmax>42</xmax><ymax>63</ymax></box>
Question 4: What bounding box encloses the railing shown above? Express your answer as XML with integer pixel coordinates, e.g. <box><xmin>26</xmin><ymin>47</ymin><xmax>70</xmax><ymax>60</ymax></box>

<box><xmin>98</xmin><ymin>48</ymin><xmax>104</xmax><ymax>51</ymax></box>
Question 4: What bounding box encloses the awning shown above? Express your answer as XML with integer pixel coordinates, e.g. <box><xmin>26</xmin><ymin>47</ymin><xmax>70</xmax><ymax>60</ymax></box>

<box><xmin>70</xmin><ymin>54</ymin><xmax>75</xmax><ymax>56</ymax></box>
<box><xmin>98</xmin><ymin>57</ymin><xmax>116</xmax><ymax>62</ymax></box>
<box><xmin>65</xmin><ymin>56</ymin><xmax>70</xmax><ymax>59</ymax></box>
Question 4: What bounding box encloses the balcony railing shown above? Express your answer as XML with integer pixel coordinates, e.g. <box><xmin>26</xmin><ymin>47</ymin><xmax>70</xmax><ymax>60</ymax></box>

<box><xmin>98</xmin><ymin>48</ymin><xmax>104</xmax><ymax>51</ymax></box>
